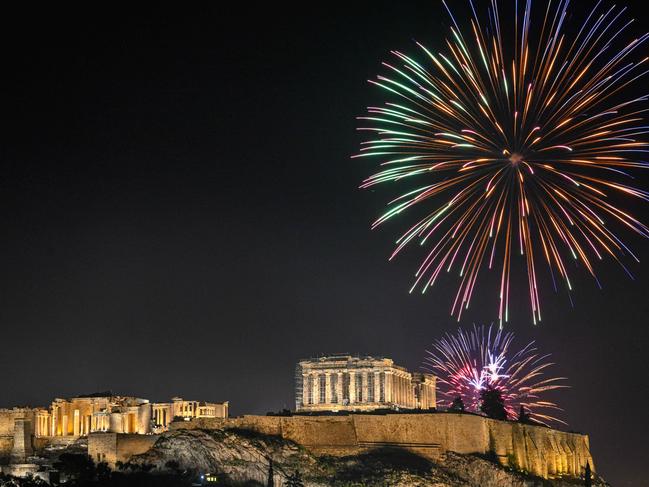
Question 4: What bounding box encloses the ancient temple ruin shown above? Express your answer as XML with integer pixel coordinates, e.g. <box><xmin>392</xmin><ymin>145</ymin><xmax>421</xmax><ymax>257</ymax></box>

<box><xmin>0</xmin><ymin>391</ymin><xmax>228</xmax><ymax>469</ymax></box>
<box><xmin>295</xmin><ymin>355</ymin><xmax>436</xmax><ymax>412</ymax></box>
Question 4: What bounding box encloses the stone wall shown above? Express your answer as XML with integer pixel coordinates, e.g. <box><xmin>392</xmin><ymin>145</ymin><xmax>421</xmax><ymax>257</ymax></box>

<box><xmin>3</xmin><ymin>408</ymin><xmax>595</xmax><ymax>480</ymax></box>
<box><xmin>0</xmin><ymin>409</ymin><xmax>37</xmax><ymax>460</ymax></box>
<box><xmin>88</xmin><ymin>433</ymin><xmax>159</xmax><ymax>467</ymax></box>
<box><xmin>171</xmin><ymin>413</ymin><xmax>594</xmax><ymax>480</ymax></box>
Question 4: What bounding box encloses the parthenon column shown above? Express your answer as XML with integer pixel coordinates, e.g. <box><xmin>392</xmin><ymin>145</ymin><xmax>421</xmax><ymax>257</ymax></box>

<box><xmin>395</xmin><ymin>375</ymin><xmax>403</xmax><ymax>406</ymax></box>
<box><xmin>374</xmin><ymin>372</ymin><xmax>381</xmax><ymax>403</ymax></box>
<box><xmin>325</xmin><ymin>373</ymin><xmax>332</xmax><ymax>404</ymax></box>
<box><xmin>349</xmin><ymin>372</ymin><xmax>356</xmax><ymax>404</ymax></box>
<box><xmin>362</xmin><ymin>372</ymin><xmax>369</xmax><ymax>403</ymax></box>
<box><xmin>405</xmin><ymin>377</ymin><xmax>410</xmax><ymax>406</ymax></box>
<box><xmin>393</xmin><ymin>375</ymin><xmax>399</xmax><ymax>405</ymax></box>
<box><xmin>336</xmin><ymin>372</ymin><xmax>343</xmax><ymax>404</ymax></box>
<box><xmin>385</xmin><ymin>371</ymin><xmax>392</xmax><ymax>403</ymax></box>
<box><xmin>313</xmin><ymin>374</ymin><xmax>320</xmax><ymax>404</ymax></box>
<box><xmin>302</xmin><ymin>375</ymin><xmax>309</xmax><ymax>406</ymax></box>
<box><xmin>404</xmin><ymin>377</ymin><xmax>408</xmax><ymax>406</ymax></box>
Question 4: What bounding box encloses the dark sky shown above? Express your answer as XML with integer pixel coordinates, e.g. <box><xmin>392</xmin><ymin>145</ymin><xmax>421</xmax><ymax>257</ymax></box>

<box><xmin>1</xmin><ymin>2</ymin><xmax>648</xmax><ymax>485</ymax></box>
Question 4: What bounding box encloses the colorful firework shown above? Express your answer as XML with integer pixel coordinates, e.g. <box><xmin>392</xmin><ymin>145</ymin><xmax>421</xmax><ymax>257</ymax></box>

<box><xmin>355</xmin><ymin>0</ymin><xmax>649</xmax><ymax>324</ymax></box>
<box><xmin>423</xmin><ymin>325</ymin><xmax>567</xmax><ymax>425</ymax></box>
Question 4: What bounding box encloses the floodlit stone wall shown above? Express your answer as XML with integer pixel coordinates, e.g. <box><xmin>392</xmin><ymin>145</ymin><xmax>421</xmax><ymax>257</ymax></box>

<box><xmin>172</xmin><ymin>413</ymin><xmax>594</xmax><ymax>480</ymax></box>
<box><xmin>88</xmin><ymin>433</ymin><xmax>159</xmax><ymax>467</ymax></box>
<box><xmin>0</xmin><ymin>408</ymin><xmax>38</xmax><ymax>459</ymax></box>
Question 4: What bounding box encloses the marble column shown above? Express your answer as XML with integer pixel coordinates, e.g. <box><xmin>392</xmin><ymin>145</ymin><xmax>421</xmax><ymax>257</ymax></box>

<box><xmin>384</xmin><ymin>372</ymin><xmax>390</xmax><ymax>404</ymax></box>
<box><xmin>73</xmin><ymin>410</ymin><xmax>80</xmax><ymax>436</ymax></box>
<box><xmin>406</xmin><ymin>377</ymin><xmax>410</xmax><ymax>407</ymax></box>
<box><xmin>313</xmin><ymin>374</ymin><xmax>320</xmax><ymax>404</ymax></box>
<box><xmin>302</xmin><ymin>375</ymin><xmax>308</xmax><ymax>406</ymax></box>
<box><xmin>349</xmin><ymin>372</ymin><xmax>356</xmax><ymax>403</ymax></box>
<box><xmin>325</xmin><ymin>373</ymin><xmax>332</xmax><ymax>404</ymax></box>
<box><xmin>374</xmin><ymin>372</ymin><xmax>381</xmax><ymax>403</ymax></box>
<box><xmin>394</xmin><ymin>375</ymin><xmax>403</xmax><ymax>406</ymax></box>
<box><xmin>362</xmin><ymin>372</ymin><xmax>369</xmax><ymax>403</ymax></box>
<box><xmin>394</xmin><ymin>375</ymin><xmax>399</xmax><ymax>405</ymax></box>
<box><xmin>336</xmin><ymin>372</ymin><xmax>343</xmax><ymax>404</ymax></box>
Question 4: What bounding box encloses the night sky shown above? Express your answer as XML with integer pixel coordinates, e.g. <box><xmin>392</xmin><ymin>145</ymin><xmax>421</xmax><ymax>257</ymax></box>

<box><xmin>2</xmin><ymin>2</ymin><xmax>648</xmax><ymax>485</ymax></box>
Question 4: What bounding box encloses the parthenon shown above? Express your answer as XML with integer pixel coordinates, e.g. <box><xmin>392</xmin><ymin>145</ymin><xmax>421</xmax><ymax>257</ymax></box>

<box><xmin>295</xmin><ymin>355</ymin><xmax>436</xmax><ymax>412</ymax></box>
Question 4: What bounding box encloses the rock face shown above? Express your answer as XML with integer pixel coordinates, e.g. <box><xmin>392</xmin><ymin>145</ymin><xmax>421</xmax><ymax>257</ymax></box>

<box><xmin>129</xmin><ymin>428</ymin><xmax>607</xmax><ymax>486</ymax></box>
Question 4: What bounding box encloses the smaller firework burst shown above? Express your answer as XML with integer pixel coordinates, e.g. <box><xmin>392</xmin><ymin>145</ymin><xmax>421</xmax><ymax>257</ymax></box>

<box><xmin>423</xmin><ymin>325</ymin><xmax>567</xmax><ymax>425</ymax></box>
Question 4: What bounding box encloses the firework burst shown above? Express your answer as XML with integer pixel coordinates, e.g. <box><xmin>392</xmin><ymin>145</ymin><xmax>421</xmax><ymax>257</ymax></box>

<box><xmin>423</xmin><ymin>325</ymin><xmax>567</xmax><ymax>425</ymax></box>
<box><xmin>355</xmin><ymin>0</ymin><xmax>649</xmax><ymax>324</ymax></box>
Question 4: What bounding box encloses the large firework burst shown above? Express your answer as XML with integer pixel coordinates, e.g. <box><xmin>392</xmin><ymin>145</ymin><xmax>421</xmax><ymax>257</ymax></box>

<box><xmin>423</xmin><ymin>324</ymin><xmax>566</xmax><ymax>425</ymax></box>
<box><xmin>355</xmin><ymin>0</ymin><xmax>649</xmax><ymax>324</ymax></box>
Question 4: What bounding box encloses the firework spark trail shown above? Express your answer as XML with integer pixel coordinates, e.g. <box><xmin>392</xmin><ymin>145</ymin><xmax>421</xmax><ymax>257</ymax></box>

<box><xmin>423</xmin><ymin>324</ymin><xmax>567</xmax><ymax>425</ymax></box>
<box><xmin>355</xmin><ymin>1</ymin><xmax>649</xmax><ymax>324</ymax></box>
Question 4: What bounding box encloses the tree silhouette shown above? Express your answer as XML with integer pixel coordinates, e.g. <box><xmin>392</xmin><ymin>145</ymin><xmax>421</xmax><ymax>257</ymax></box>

<box><xmin>284</xmin><ymin>470</ymin><xmax>304</xmax><ymax>487</ymax></box>
<box><xmin>584</xmin><ymin>461</ymin><xmax>592</xmax><ymax>487</ymax></box>
<box><xmin>517</xmin><ymin>405</ymin><xmax>530</xmax><ymax>423</ymax></box>
<box><xmin>52</xmin><ymin>453</ymin><xmax>96</xmax><ymax>483</ymax></box>
<box><xmin>480</xmin><ymin>386</ymin><xmax>507</xmax><ymax>420</ymax></box>
<box><xmin>96</xmin><ymin>461</ymin><xmax>112</xmax><ymax>482</ymax></box>
<box><xmin>267</xmin><ymin>457</ymin><xmax>274</xmax><ymax>487</ymax></box>
<box><xmin>164</xmin><ymin>459</ymin><xmax>181</xmax><ymax>474</ymax></box>
<box><xmin>449</xmin><ymin>396</ymin><xmax>465</xmax><ymax>412</ymax></box>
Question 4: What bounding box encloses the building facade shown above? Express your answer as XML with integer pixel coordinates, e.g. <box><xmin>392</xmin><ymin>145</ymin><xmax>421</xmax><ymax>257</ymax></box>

<box><xmin>152</xmin><ymin>397</ymin><xmax>228</xmax><ymax>430</ymax></box>
<box><xmin>295</xmin><ymin>355</ymin><xmax>436</xmax><ymax>412</ymax></box>
<box><xmin>25</xmin><ymin>392</ymin><xmax>228</xmax><ymax>439</ymax></box>
<box><xmin>39</xmin><ymin>394</ymin><xmax>151</xmax><ymax>437</ymax></box>
<box><xmin>1</xmin><ymin>392</ymin><xmax>228</xmax><ymax>474</ymax></box>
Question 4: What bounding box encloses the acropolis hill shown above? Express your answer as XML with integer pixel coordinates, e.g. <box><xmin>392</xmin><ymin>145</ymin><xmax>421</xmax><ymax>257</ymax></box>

<box><xmin>0</xmin><ymin>355</ymin><xmax>599</xmax><ymax>486</ymax></box>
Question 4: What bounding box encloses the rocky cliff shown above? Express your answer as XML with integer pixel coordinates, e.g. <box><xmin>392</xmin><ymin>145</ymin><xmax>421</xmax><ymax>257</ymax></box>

<box><xmin>129</xmin><ymin>428</ymin><xmax>607</xmax><ymax>486</ymax></box>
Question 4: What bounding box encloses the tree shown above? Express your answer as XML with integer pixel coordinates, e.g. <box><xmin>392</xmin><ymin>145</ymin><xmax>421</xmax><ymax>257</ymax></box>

<box><xmin>267</xmin><ymin>458</ymin><xmax>274</xmax><ymax>487</ymax></box>
<box><xmin>480</xmin><ymin>386</ymin><xmax>507</xmax><ymax>420</ymax></box>
<box><xmin>96</xmin><ymin>461</ymin><xmax>112</xmax><ymax>482</ymax></box>
<box><xmin>165</xmin><ymin>460</ymin><xmax>181</xmax><ymax>474</ymax></box>
<box><xmin>52</xmin><ymin>453</ymin><xmax>96</xmax><ymax>483</ymax></box>
<box><xmin>11</xmin><ymin>474</ymin><xmax>48</xmax><ymax>487</ymax></box>
<box><xmin>284</xmin><ymin>471</ymin><xmax>304</xmax><ymax>487</ymax></box>
<box><xmin>449</xmin><ymin>396</ymin><xmax>465</xmax><ymax>412</ymax></box>
<box><xmin>584</xmin><ymin>461</ymin><xmax>592</xmax><ymax>487</ymax></box>
<box><xmin>517</xmin><ymin>405</ymin><xmax>530</xmax><ymax>423</ymax></box>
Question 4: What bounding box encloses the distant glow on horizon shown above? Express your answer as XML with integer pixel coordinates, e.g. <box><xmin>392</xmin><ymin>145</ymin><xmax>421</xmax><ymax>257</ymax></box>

<box><xmin>355</xmin><ymin>0</ymin><xmax>649</xmax><ymax>325</ymax></box>
<box><xmin>424</xmin><ymin>324</ymin><xmax>567</xmax><ymax>425</ymax></box>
